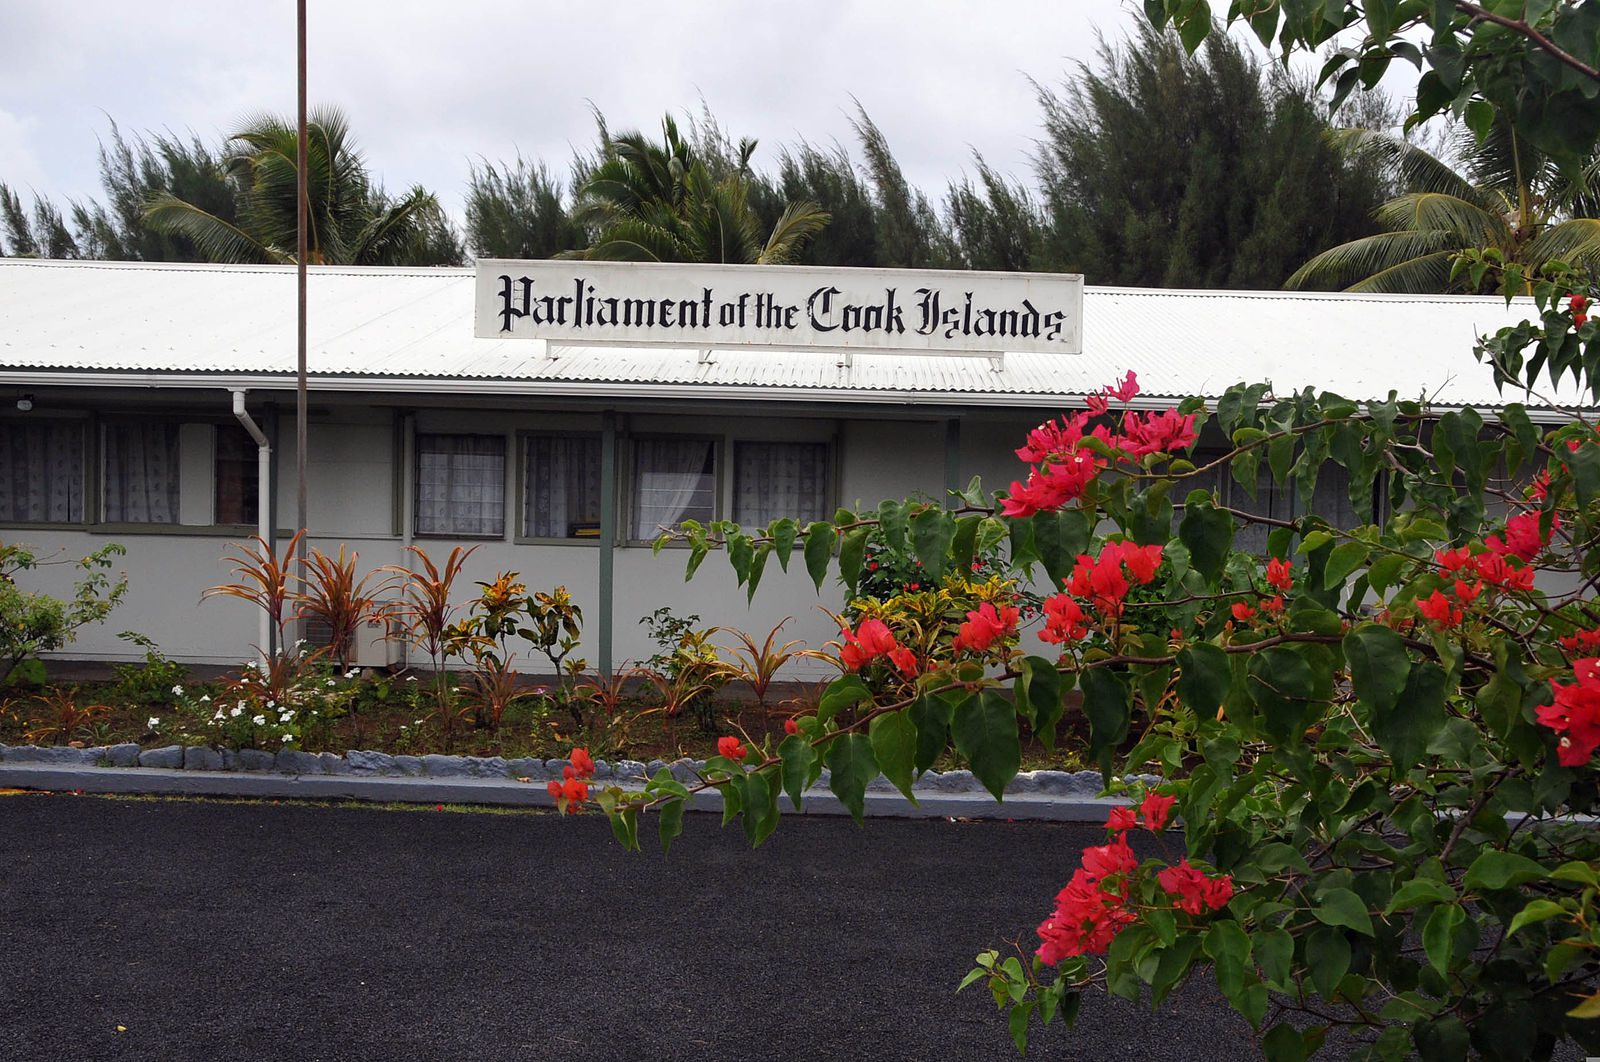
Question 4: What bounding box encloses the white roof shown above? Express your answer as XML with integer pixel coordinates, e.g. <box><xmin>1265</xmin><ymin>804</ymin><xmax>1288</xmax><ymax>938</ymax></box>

<box><xmin>0</xmin><ymin>258</ymin><xmax>1573</xmax><ymax>410</ymax></box>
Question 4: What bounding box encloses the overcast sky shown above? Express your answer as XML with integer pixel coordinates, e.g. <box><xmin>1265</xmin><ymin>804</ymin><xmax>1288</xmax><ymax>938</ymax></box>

<box><xmin>0</xmin><ymin>0</ymin><xmax>1177</xmax><ymax>225</ymax></box>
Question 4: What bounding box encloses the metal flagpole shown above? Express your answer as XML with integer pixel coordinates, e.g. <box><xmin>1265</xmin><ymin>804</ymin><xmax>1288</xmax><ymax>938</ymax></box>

<box><xmin>295</xmin><ymin>0</ymin><xmax>309</xmax><ymax>612</ymax></box>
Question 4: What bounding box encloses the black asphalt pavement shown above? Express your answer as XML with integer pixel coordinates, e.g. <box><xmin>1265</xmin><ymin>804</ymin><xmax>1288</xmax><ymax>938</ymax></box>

<box><xmin>0</xmin><ymin>795</ymin><xmax>1260</xmax><ymax>1061</ymax></box>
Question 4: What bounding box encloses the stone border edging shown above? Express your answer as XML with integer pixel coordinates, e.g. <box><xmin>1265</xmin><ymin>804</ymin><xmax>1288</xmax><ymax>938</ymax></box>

<box><xmin>0</xmin><ymin>743</ymin><xmax>1140</xmax><ymax>823</ymax></box>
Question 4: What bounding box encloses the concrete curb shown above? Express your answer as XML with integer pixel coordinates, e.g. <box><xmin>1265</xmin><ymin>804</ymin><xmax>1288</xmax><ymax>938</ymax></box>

<box><xmin>0</xmin><ymin>762</ymin><xmax>1129</xmax><ymax>823</ymax></box>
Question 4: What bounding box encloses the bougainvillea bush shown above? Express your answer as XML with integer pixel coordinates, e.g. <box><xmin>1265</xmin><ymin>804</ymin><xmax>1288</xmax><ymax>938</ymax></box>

<box><xmin>582</xmin><ymin>285</ymin><xmax>1600</xmax><ymax>1060</ymax></box>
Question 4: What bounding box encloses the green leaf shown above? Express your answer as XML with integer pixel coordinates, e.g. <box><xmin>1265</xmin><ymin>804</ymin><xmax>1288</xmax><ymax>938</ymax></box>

<box><xmin>1176</xmin><ymin>642</ymin><xmax>1230</xmax><ymax>717</ymax></box>
<box><xmin>1423</xmin><ymin>903</ymin><xmax>1465</xmax><ymax>975</ymax></box>
<box><xmin>1386</xmin><ymin>878</ymin><xmax>1457</xmax><ymax>913</ymax></box>
<box><xmin>1343</xmin><ymin>624</ymin><xmax>1408</xmax><ymax>713</ymax></box>
<box><xmin>1008</xmin><ymin>1000</ymin><xmax>1033</xmax><ymax>1054</ymax></box>
<box><xmin>658</xmin><ymin>797</ymin><xmax>684</xmax><ymax>855</ymax></box>
<box><xmin>745</xmin><ymin>542</ymin><xmax>772</xmax><ymax>603</ymax></box>
<box><xmin>1413</xmin><ymin>1015</ymin><xmax>1470</xmax><ymax>1061</ymax></box>
<box><xmin>1306</xmin><ymin>926</ymin><xmax>1352</xmax><ymax>1001</ymax></box>
<box><xmin>1080</xmin><ymin>668</ymin><xmax>1132</xmax><ymax>766</ymax></box>
<box><xmin>839</xmin><ymin>527</ymin><xmax>869</xmax><ymax>594</ymax></box>
<box><xmin>770</xmin><ymin>518</ymin><xmax>797</xmax><ymax>572</ymax></box>
<box><xmin>1247</xmin><ymin>646</ymin><xmax>1317</xmax><ymax>741</ymax></box>
<box><xmin>1322</xmin><ymin>541</ymin><xmax>1369</xmax><ymax>590</ymax></box>
<box><xmin>951</xmin><ymin>689</ymin><xmax>1021</xmax><ymax>801</ymax></box>
<box><xmin>1371</xmin><ymin>662</ymin><xmax>1447</xmax><ymax>772</ymax></box>
<box><xmin>1018</xmin><ymin>656</ymin><xmax>1067</xmax><ymax>749</ymax></box>
<box><xmin>1179</xmin><ymin>503</ymin><xmax>1233</xmax><ymax>584</ymax></box>
<box><xmin>951</xmin><ymin>514</ymin><xmax>982</xmax><ymax>574</ymax></box>
<box><xmin>869</xmin><ymin>709</ymin><xmax>919</xmax><ymax>803</ymax></box>
<box><xmin>1032</xmin><ymin>509</ymin><xmax>1091</xmax><ymax>587</ymax></box>
<box><xmin>826</xmin><ymin>734</ymin><xmax>878</xmax><ymax>825</ymax></box>
<box><xmin>1314</xmin><ymin>887</ymin><xmax>1375</xmax><ymax>936</ymax></box>
<box><xmin>1573</xmin><ymin>441</ymin><xmax>1600</xmax><ymax>511</ymax></box>
<box><xmin>1254</xmin><ymin>928</ymin><xmax>1293</xmax><ymax>989</ymax></box>
<box><xmin>778</xmin><ymin>733</ymin><xmax>817</xmax><ymax>811</ymax></box>
<box><xmin>607</xmin><ymin>806</ymin><xmax>640</xmax><ymax>851</ymax></box>
<box><xmin>803</xmin><ymin>521</ymin><xmax>834</xmax><ymax>591</ymax></box>
<box><xmin>817</xmin><ymin>674</ymin><xmax>870</xmax><ymax>726</ymax></box>
<box><xmin>1463</xmin><ymin>850</ymin><xmax>1548</xmax><ymax>891</ymax></box>
<box><xmin>1507</xmin><ymin>899</ymin><xmax>1567</xmax><ymax>938</ymax></box>
<box><xmin>1204</xmin><ymin>921</ymin><xmax>1251</xmax><ymax>969</ymax></box>
<box><xmin>1261</xmin><ymin>1023</ymin><xmax>1314</xmax><ymax>1062</ymax></box>
<box><xmin>728</xmin><ymin>534</ymin><xmax>754</xmax><ymax>587</ymax></box>
<box><xmin>910</xmin><ymin>691</ymin><xmax>956</xmax><ymax>775</ymax></box>
<box><xmin>739</xmin><ymin>767</ymin><xmax>779</xmax><ymax>847</ymax></box>
<box><xmin>911</xmin><ymin>508</ymin><xmax>955</xmax><ymax>582</ymax></box>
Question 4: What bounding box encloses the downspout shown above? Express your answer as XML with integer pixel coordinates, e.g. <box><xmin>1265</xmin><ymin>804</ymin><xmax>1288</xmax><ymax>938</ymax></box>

<box><xmin>231</xmin><ymin>390</ymin><xmax>273</xmax><ymax>661</ymax></box>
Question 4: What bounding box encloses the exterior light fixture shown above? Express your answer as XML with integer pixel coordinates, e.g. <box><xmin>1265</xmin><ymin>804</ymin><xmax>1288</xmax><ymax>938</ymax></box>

<box><xmin>15</xmin><ymin>395</ymin><xmax>32</xmax><ymax>412</ymax></box>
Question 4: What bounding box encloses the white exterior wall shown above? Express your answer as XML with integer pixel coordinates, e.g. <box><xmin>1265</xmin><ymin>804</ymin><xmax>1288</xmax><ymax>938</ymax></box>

<box><xmin>8</xmin><ymin>399</ymin><xmax>1031</xmax><ymax>676</ymax></box>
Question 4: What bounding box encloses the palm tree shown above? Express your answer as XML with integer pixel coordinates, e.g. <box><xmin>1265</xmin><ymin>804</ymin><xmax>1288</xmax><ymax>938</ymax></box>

<box><xmin>144</xmin><ymin>107</ymin><xmax>460</xmax><ymax>266</ymax></box>
<box><xmin>1287</xmin><ymin>120</ymin><xmax>1600</xmax><ymax>293</ymax></box>
<box><xmin>564</xmin><ymin>115</ymin><xmax>829</xmax><ymax>264</ymax></box>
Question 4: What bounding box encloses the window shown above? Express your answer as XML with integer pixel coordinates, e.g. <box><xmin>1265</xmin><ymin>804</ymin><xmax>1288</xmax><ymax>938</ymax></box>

<box><xmin>0</xmin><ymin>420</ymin><xmax>84</xmax><ymax>523</ymax></box>
<box><xmin>632</xmin><ymin>437</ymin><xmax>715</xmax><ymax>538</ymax></box>
<box><xmin>1228</xmin><ymin>461</ymin><xmax>1369</xmax><ymax>554</ymax></box>
<box><xmin>523</xmin><ymin>434</ymin><xmax>602</xmax><ymax>539</ymax></box>
<box><xmin>103</xmin><ymin>422</ymin><xmax>179</xmax><ymax>523</ymax></box>
<box><xmin>415</xmin><ymin>433</ymin><xmax>505</xmax><ymax>537</ymax></box>
<box><xmin>733</xmin><ymin>440</ymin><xmax>830</xmax><ymax>527</ymax></box>
<box><xmin>214</xmin><ymin>425</ymin><xmax>259</xmax><ymax>525</ymax></box>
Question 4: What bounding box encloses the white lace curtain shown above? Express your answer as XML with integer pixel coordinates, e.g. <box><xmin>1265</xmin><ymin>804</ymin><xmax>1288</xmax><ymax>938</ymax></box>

<box><xmin>633</xmin><ymin>437</ymin><xmax>715</xmax><ymax>538</ymax></box>
<box><xmin>524</xmin><ymin>435</ymin><xmax>602</xmax><ymax>538</ymax></box>
<box><xmin>733</xmin><ymin>441</ymin><xmax>829</xmax><ymax>527</ymax></box>
<box><xmin>103</xmin><ymin>423</ymin><xmax>178</xmax><ymax>523</ymax></box>
<box><xmin>0</xmin><ymin>421</ymin><xmax>84</xmax><ymax>522</ymax></box>
<box><xmin>415</xmin><ymin>433</ymin><xmax>505</xmax><ymax>537</ymax></box>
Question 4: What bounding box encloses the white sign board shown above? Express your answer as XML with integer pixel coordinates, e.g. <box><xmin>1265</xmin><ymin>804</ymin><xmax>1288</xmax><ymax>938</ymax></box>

<box><xmin>474</xmin><ymin>259</ymin><xmax>1084</xmax><ymax>357</ymax></box>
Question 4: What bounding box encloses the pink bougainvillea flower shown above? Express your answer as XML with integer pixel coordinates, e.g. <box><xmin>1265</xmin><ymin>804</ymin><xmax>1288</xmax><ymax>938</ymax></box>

<box><xmin>888</xmin><ymin>645</ymin><xmax>920</xmax><ymax>676</ymax></box>
<box><xmin>569</xmin><ymin>747</ymin><xmax>596</xmax><ymax>778</ymax></box>
<box><xmin>1265</xmin><ymin>557</ymin><xmax>1293</xmax><ymax>591</ymax></box>
<box><xmin>1417</xmin><ymin>589</ymin><xmax>1464</xmax><ymax>630</ymax></box>
<box><xmin>1485</xmin><ymin>511</ymin><xmax>1557</xmax><ymax>562</ymax></box>
<box><xmin>1231</xmin><ymin>601</ymin><xmax>1257</xmax><ymax>622</ymax></box>
<box><xmin>1156</xmin><ymin>859</ymin><xmax>1234</xmax><ymax>916</ymax></box>
<box><xmin>1140</xmin><ymin>790</ymin><xmax>1176</xmax><ymax>831</ymax></box>
<box><xmin>1105</xmin><ymin>370</ymin><xmax>1140</xmax><ymax>403</ymax></box>
<box><xmin>1541</xmin><ymin>658</ymin><xmax>1600</xmax><ymax>766</ymax></box>
<box><xmin>1116</xmin><ymin>409</ymin><xmax>1198</xmax><ymax>457</ymax></box>
<box><xmin>1039</xmin><ymin>593</ymin><xmax>1089</xmax><ymax>645</ymax></box>
<box><xmin>784</xmin><ymin>717</ymin><xmax>799</xmax><ymax>736</ymax></box>
<box><xmin>1105</xmin><ymin>806</ymin><xmax>1138</xmax><ymax>832</ymax></box>
<box><xmin>717</xmin><ymin>735</ymin><xmax>749</xmax><ymax>761</ymax></box>
<box><xmin>840</xmin><ymin>617</ymin><xmax>899</xmax><ymax>671</ymax></box>
<box><xmin>952</xmin><ymin>602</ymin><xmax>1020</xmax><ymax>652</ymax></box>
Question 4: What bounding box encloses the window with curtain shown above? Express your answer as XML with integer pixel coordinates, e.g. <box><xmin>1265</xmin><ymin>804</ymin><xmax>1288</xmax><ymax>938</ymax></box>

<box><xmin>632</xmin><ymin>437</ymin><xmax>716</xmax><ymax>539</ymax></box>
<box><xmin>1226</xmin><ymin>460</ymin><xmax>1371</xmax><ymax>555</ymax></box>
<box><xmin>0</xmin><ymin>420</ymin><xmax>84</xmax><ymax>523</ymax></box>
<box><xmin>523</xmin><ymin>434</ymin><xmax>603</xmax><ymax>539</ymax></box>
<box><xmin>103</xmin><ymin>422</ymin><xmax>179</xmax><ymax>523</ymax></box>
<box><xmin>214</xmin><ymin>425</ymin><xmax>259</xmax><ymax>525</ymax></box>
<box><xmin>415</xmin><ymin>433</ymin><xmax>506</xmax><ymax>537</ymax></box>
<box><xmin>733</xmin><ymin>440</ymin><xmax>829</xmax><ymax>527</ymax></box>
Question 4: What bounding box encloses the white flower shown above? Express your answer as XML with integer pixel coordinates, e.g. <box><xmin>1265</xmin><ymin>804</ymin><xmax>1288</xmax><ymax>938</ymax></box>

<box><xmin>243</xmin><ymin>660</ymin><xmax>257</xmax><ymax>670</ymax></box>
<box><xmin>266</xmin><ymin>699</ymin><xmax>276</xmax><ymax>709</ymax></box>
<box><xmin>199</xmin><ymin>694</ymin><xmax>211</xmax><ymax>703</ymax></box>
<box><xmin>170</xmin><ymin>685</ymin><xmax>184</xmax><ymax>696</ymax></box>
<box><xmin>280</xmin><ymin>734</ymin><xmax>292</xmax><ymax>743</ymax></box>
<box><xmin>147</xmin><ymin>716</ymin><xmax>161</xmax><ymax>729</ymax></box>
<box><xmin>405</xmin><ymin>675</ymin><xmax>417</xmax><ymax>683</ymax></box>
<box><xmin>230</xmin><ymin>706</ymin><xmax>244</xmax><ymax>718</ymax></box>
<box><xmin>326</xmin><ymin>678</ymin><xmax>336</xmax><ymax>687</ymax></box>
<box><xmin>252</xmin><ymin>714</ymin><xmax>266</xmax><ymax>726</ymax></box>
<box><xmin>344</xmin><ymin>668</ymin><xmax>359</xmax><ymax>679</ymax></box>
<box><xmin>213</xmin><ymin>708</ymin><xmax>224</xmax><ymax>721</ymax></box>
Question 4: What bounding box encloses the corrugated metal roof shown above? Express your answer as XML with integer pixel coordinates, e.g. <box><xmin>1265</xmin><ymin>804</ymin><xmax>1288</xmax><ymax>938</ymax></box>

<box><xmin>0</xmin><ymin>258</ymin><xmax>1573</xmax><ymax>408</ymax></box>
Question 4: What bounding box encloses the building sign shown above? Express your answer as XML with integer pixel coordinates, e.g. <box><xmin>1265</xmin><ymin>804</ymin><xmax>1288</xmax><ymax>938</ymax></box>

<box><xmin>475</xmin><ymin>259</ymin><xmax>1084</xmax><ymax>357</ymax></box>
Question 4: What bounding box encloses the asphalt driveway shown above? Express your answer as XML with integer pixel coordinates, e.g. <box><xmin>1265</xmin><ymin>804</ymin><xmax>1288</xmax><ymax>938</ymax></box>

<box><xmin>0</xmin><ymin>794</ymin><xmax>1259</xmax><ymax>1061</ymax></box>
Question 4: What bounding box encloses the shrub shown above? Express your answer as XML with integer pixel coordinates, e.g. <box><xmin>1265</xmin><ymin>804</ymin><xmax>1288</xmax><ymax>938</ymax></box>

<box><xmin>0</xmin><ymin>541</ymin><xmax>127</xmax><ymax>687</ymax></box>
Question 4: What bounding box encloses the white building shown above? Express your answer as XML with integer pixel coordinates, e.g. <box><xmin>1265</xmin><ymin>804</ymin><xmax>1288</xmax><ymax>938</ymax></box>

<box><xmin>0</xmin><ymin>258</ymin><xmax>1564</xmax><ymax>674</ymax></box>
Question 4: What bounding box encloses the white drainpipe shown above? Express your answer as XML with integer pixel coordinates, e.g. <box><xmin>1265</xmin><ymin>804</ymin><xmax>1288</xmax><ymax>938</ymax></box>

<box><xmin>230</xmin><ymin>390</ymin><xmax>273</xmax><ymax>660</ymax></box>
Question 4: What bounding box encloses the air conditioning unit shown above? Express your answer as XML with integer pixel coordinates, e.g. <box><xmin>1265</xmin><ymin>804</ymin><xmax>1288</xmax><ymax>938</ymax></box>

<box><xmin>303</xmin><ymin>602</ymin><xmax>405</xmax><ymax>669</ymax></box>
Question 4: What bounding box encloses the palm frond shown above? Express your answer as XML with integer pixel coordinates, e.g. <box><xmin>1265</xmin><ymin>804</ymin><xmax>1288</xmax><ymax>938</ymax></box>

<box><xmin>1372</xmin><ymin>192</ymin><xmax>1508</xmax><ymax>248</ymax></box>
<box><xmin>758</xmin><ymin>199</ymin><xmax>831</xmax><ymax>265</ymax></box>
<box><xmin>1285</xmin><ymin>230</ymin><xmax>1460</xmax><ymax>290</ymax></box>
<box><xmin>1327</xmin><ymin>128</ymin><xmax>1484</xmax><ymax>203</ymax></box>
<box><xmin>1345</xmin><ymin>251</ymin><xmax>1457</xmax><ymax>294</ymax></box>
<box><xmin>1525</xmin><ymin>218</ymin><xmax>1600</xmax><ymax>273</ymax></box>
<box><xmin>142</xmin><ymin>193</ymin><xmax>282</xmax><ymax>263</ymax></box>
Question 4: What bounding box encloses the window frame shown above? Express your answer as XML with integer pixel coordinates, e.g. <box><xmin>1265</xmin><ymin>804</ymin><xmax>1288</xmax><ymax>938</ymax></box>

<box><xmin>92</xmin><ymin>415</ymin><xmax>263</xmax><ymax>535</ymax></box>
<box><xmin>514</xmin><ymin>429</ymin><xmax>606</xmax><ymax>546</ymax></box>
<box><xmin>729</xmin><ymin>437</ymin><xmax>836</xmax><ymax>529</ymax></box>
<box><xmin>625</xmin><ymin>432</ymin><xmax>723</xmax><ymax>546</ymax></box>
<box><xmin>412</xmin><ymin>430</ymin><xmax>510</xmax><ymax>541</ymax></box>
<box><xmin>0</xmin><ymin>414</ymin><xmax>90</xmax><ymax>529</ymax></box>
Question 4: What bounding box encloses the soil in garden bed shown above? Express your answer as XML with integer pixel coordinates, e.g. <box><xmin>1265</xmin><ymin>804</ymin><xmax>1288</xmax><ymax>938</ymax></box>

<box><xmin>4</xmin><ymin>661</ymin><xmax>1097</xmax><ymax>772</ymax></box>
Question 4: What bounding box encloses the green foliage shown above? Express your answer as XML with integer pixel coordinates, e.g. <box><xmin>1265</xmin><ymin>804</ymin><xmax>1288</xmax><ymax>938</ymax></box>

<box><xmin>110</xmin><ymin>631</ymin><xmax>189</xmax><ymax>709</ymax></box>
<box><xmin>0</xmin><ymin>541</ymin><xmax>127</xmax><ymax>687</ymax></box>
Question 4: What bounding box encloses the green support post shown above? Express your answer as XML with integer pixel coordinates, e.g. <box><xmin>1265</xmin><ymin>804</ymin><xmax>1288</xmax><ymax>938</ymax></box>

<box><xmin>599</xmin><ymin>411</ymin><xmax>617</xmax><ymax>678</ymax></box>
